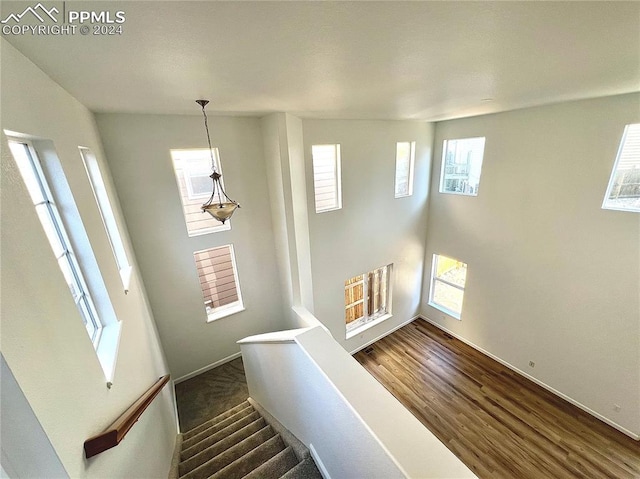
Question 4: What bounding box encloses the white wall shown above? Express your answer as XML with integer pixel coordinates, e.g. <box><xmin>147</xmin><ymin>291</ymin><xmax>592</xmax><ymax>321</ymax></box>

<box><xmin>422</xmin><ymin>93</ymin><xmax>640</xmax><ymax>437</ymax></box>
<box><xmin>302</xmin><ymin>120</ymin><xmax>433</xmax><ymax>351</ymax></box>
<box><xmin>240</xmin><ymin>327</ymin><xmax>476</xmax><ymax>479</ymax></box>
<box><xmin>1</xmin><ymin>39</ymin><xmax>176</xmax><ymax>478</ymax></box>
<box><xmin>262</xmin><ymin>113</ymin><xmax>316</xmax><ymax>329</ymax></box>
<box><xmin>95</xmin><ymin>112</ymin><xmax>287</xmax><ymax>379</ymax></box>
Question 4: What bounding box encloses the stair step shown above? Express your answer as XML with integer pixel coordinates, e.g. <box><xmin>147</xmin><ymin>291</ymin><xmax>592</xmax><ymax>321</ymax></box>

<box><xmin>208</xmin><ymin>434</ymin><xmax>287</xmax><ymax>479</ymax></box>
<box><xmin>280</xmin><ymin>456</ymin><xmax>324</xmax><ymax>479</ymax></box>
<box><xmin>179</xmin><ymin>426</ymin><xmax>278</xmax><ymax>479</ymax></box>
<box><xmin>182</xmin><ymin>401</ymin><xmax>251</xmax><ymax>440</ymax></box>
<box><xmin>181</xmin><ymin>411</ymin><xmax>261</xmax><ymax>461</ymax></box>
<box><xmin>242</xmin><ymin>446</ymin><xmax>299</xmax><ymax>479</ymax></box>
<box><xmin>181</xmin><ymin>407</ymin><xmax>257</xmax><ymax>453</ymax></box>
<box><xmin>182</xmin><ymin>403</ymin><xmax>253</xmax><ymax>446</ymax></box>
<box><xmin>178</xmin><ymin>418</ymin><xmax>267</xmax><ymax>476</ymax></box>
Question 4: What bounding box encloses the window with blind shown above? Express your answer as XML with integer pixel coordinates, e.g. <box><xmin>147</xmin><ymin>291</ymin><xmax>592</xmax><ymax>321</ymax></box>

<box><xmin>312</xmin><ymin>144</ymin><xmax>342</xmax><ymax>213</ymax></box>
<box><xmin>194</xmin><ymin>244</ymin><xmax>244</xmax><ymax>321</ymax></box>
<box><xmin>395</xmin><ymin>141</ymin><xmax>415</xmax><ymax>198</ymax></box>
<box><xmin>345</xmin><ymin>264</ymin><xmax>392</xmax><ymax>337</ymax></box>
<box><xmin>603</xmin><ymin>123</ymin><xmax>640</xmax><ymax>213</ymax></box>
<box><xmin>80</xmin><ymin>147</ymin><xmax>132</xmax><ymax>292</ymax></box>
<box><xmin>170</xmin><ymin>149</ymin><xmax>230</xmax><ymax>236</ymax></box>
<box><xmin>429</xmin><ymin>254</ymin><xmax>467</xmax><ymax>320</ymax></box>
<box><xmin>440</xmin><ymin>137</ymin><xmax>486</xmax><ymax>196</ymax></box>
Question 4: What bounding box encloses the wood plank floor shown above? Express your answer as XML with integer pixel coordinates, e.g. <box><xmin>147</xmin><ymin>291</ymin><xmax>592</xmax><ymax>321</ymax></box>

<box><xmin>354</xmin><ymin>319</ymin><xmax>640</xmax><ymax>479</ymax></box>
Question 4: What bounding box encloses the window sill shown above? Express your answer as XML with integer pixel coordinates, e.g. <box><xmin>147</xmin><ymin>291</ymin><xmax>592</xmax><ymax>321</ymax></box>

<box><xmin>96</xmin><ymin>321</ymin><xmax>122</xmax><ymax>382</ymax></box>
<box><xmin>428</xmin><ymin>302</ymin><xmax>461</xmax><ymax>320</ymax></box>
<box><xmin>346</xmin><ymin>313</ymin><xmax>392</xmax><ymax>340</ymax></box>
<box><xmin>119</xmin><ymin>265</ymin><xmax>133</xmax><ymax>294</ymax></box>
<box><xmin>206</xmin><ymin>304</ymin><xmax>245</xmax><ymax>323</ymax></box>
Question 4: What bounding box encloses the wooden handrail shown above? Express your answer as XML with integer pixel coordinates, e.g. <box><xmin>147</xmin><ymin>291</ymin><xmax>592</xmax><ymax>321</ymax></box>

<box><xmin>84</xmin><ymin>374</ymin><xmax>170</xmax><ymax>458</ymax></box>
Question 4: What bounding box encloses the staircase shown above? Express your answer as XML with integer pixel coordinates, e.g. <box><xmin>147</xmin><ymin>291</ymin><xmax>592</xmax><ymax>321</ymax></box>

<box><xmin>170</xmin><ymin>400</ymin><xmax>323</xmax><ymax>479</ymax></box>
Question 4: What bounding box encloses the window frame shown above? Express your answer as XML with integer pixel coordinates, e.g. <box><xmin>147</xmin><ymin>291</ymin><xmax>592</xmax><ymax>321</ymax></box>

<box><xmin>345</xmin><ymin>264</ymin><xmax>392</xmax><ymax>339</ymax></box>
<box><xmin>8</xmin><ymin>139</ymin><xmax>104</xmax><ymax>345</ymax></box>
<box><xmin>193</xmin><ymin>244</ymin><xmax>245</xmax><ymax>322</ymax></box>
<box><xmin>394</xmin><ymin>141</ymin><xmax>416</xmax><ymax>198</ymax></box>
<box><xmin>428</xmin><ymin>254</ymin><xmax>467</xmax><ymax>320</ymax></box>
<box><xmin>439</xmin><ymin>137</ymin><xmax>486</xmax><ymax>197</ymax></box>
<box><xmin>602</xmin><ymin>123</ymin><xmax>640</xmax><ymax>213</ymax></box>
<box><xmin>312</xmin><ymin>144</ymin><xmax>342</xmax><ymax>213</ymax></box>
<box><xmin>79</xmin><ymin>147</ymin><xmax>132</xmax><ymax>292</ymax></box>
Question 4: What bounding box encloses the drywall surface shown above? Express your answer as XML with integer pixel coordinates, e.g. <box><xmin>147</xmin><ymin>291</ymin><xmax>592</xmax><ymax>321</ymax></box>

<box><xmin>241</xmin><ymin>326</ymin><xmax>476</xmax><ymax>478</ymax></box>
<box><xmin>1</xmin><ymin>39</ymin><xmax>176</xmax><ymax>478</ymax></box>
<box><xmin>302</xmin><ymin>120</ymin><xmax>433</xmax><ymax>351</ymax></box>
<box><xmin>422</xmin><ymin>93</ymin><xmax>640</xmax><ymax>436</ymax></box>
<box><xmin>96</xmin><ymin>112</ymin><xmax>286</xmax><ymax>379</ymax></box>
<box><xmin>262</xmin><ymin>113</ymin><xmax>315</xmax><ymax>329</ymax></box>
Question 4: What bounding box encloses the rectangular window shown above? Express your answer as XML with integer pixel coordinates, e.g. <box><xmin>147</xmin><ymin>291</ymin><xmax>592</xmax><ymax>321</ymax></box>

<box><xmin>440</xmin><ymin>137</ymin><xmax>486</xmax><ymax>196</ymax></box>
<box><xmin>170</xmin><ymin>149</ymin><xmax>230</xmax><ymax>236</ymax></box>
<box><xmin>194</xmin><ymin>245</ymin><xmax>244</xmax><ymax>321</ymax></box>
<box><xmin>312</xmin><ymin>144</ymin><xmax>342</xmax><ymax>213</ymax></box>
<box><xmin>345</xmin><ymin>264</ymin><xmax>392</xmax><ymax>337</ymax></box>
<box><xmin>79</xmin><ymin>147</ymin><xmax>132</xmax><ymax>292</ymax></box>
<box><xmin>603</xmin><ymin>123</ymin><xmax>640</xmax><ymax>212</ymax></box>
<box><xmin>395</xmin><ymin>141</ymin><xmax>415</xmax><ymax>198</ymax></box>
<box><xmin>8</xmin><ymin>140</ymin><xmax>104</xmax><ymax>343</ymax></box>
<box><xmin>429</xmin><ymin>254</ymin><xmax>467</xmax><ymax>319</ymax></box>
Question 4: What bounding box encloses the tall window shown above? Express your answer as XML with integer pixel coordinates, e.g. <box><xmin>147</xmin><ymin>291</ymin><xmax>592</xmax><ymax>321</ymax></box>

<box><xmin>440</xmin><ymin>137</ymin><xmax>486</xmax><ymax>196</ymax></box>
<box><xmin>429</xmin><ymin>254</ymin><xmax>467</xmax><ymax>319</ymax></box>
<box><xmin>8</xmin><ymin>140</ymin><xmax>103</xmax><ymax>343</ymax></box>
<box><xmin>395</xmin><ymin>141</ymin><xmax>415</xmax><ymax>198</ymax></box>
<box><xmin>603</xmin><ymin>123</ymin><xmax>640</xmax><ymax>212</ymax></box>
<box><xmin>312</xmin><ymin>144</ymin><xmax>342</xmax><ymax>213</ymax></box>
<box><xmin>170</xmin><ymin>149</ymin><xmax>230</xmax><ymax>236</ymax></box>
<box><xmin>79</xmin><ymin>147</ymin><xmax>132</xmax><ymax>291</ymax></box>
<box><xmin>345</xmin><ymin>264</ymin><xmax>392</xmax><ymax>337</ymax></box>
<box><xmin>194</xmin><ymin>245</ymin><xmax>244</xmax><ymax>321</ymax></box>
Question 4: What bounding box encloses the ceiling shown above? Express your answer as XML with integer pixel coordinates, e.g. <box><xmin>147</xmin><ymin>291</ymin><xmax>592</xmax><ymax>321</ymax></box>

<box><xmin>3</xmin><ymin>1</ymin><xmax>639</xmax><ymax>121</ymax></box>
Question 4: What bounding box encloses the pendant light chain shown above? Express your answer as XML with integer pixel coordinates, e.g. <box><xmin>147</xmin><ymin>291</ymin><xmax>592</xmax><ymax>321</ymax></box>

<box><xmin>199</xmin><ymin>102</ymin><xmax>217</xmax><ymax>173</ymax></box>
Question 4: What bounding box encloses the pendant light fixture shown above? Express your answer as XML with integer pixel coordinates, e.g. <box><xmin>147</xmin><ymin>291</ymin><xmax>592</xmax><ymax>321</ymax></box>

<box><xmin>196</xmin><ymin>99</ymin><xmax>240</xmax><ymax>224</ymax></box>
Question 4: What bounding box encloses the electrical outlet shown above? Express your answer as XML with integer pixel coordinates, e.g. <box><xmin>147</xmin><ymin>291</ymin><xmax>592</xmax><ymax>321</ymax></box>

<box><xmin>528</xmin><ymin>361</ymin><xmax>535</xmax><ymax>368</ymax></box>
<box><xmin>614</xmin><ymin>404</ymin><xmax>621</xmax><ymax>412</ymax></box>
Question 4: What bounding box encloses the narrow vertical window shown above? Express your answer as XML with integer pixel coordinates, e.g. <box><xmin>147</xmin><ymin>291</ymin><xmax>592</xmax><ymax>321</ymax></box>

<box><xmin>194</xmin><ymin>245</ymin><xmax>244</xmax><ymax>321</ymax></box>
<box><xmin>9</xmin><ymin>140</ymin><xmax>102</xmax><ymax>342</ymax></box>
<box><xmin>394</xmin><ymin>141</ymin><xmax>415</xmax><ymax>198</ymax></box>
<box><xmin>7</xmin><ymin>136</ymin><xmax>121</xmax><ymax>381</ymax></box>
<box><xmin>429</xmin><ymin>254</ymin><xmax>467</xmax><ymax>319</ymax></box>
<box><xmin>603</xmin><ymin>123</ymin><xmax>640</xmax><ymax>212</ymax></box>
<box><xmin>440</xmin><ymin>137</ymin><xmax>486</xmax><ymax>196</ymax></box>
<box><xmin>80</xmin><ymin>147</ymin><xmax>132</xmax><ymax>291</ymax></box>
<box><xmin>170</xmin><ymin>149</ymin><xmax>230</xmax><ymax>236</ymax></box>
<box><xmin>345</xmin><ymin>264</ymin><xmax>392</xmax><ymax>338</ymax></box>
<box><xmin>312</xmin><ymin>144</ymin><xmax>342</xmax><ymax>213</ymax></box>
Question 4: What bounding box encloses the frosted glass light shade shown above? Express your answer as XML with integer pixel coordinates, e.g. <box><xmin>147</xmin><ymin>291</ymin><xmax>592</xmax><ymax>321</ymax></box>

<box><xmin>202</xmin><ymin>202</ymin><xmax>239</xmax><ymax>224</ymax></box>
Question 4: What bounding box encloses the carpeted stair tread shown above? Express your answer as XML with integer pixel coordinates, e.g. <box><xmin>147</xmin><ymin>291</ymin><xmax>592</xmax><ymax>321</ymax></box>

<box><xmin>208</xmin><ymin>435</ymin><xmax>287</xmax><ymax>479</ymax></box>
<box><xmin>181</xmin><ymin>410</ymin><xmax>261</xmax><ymax>458</ymax></box>
<box><xmin>242</xmin><ymin>446</ymin><xmax>299</xmax><ymax>479</ymax></box>
<box><xmin>183</xmin><ymin>402</ymin><xmax>249</xmax><ymax>440</ymax></box>
<box><xmin>280</xmin><ymin>457</ymin><xmax>324</xmax><ymax>479</ymax></box>
<box><xmin>182</xmin><ymin>404</ymin><xmax>254</xmax><ymax>448</ymax></box>
<box><xmin>178</xmin><ymin>418</ymin><xmax>267</xmax><ymax>476</ymax></box>
<box><xmin>182</xmin><ymin>401</ymin><xmax>251</xmax><ymax>441</ymax></box>
<box><xmin>179</xmin><ymin>426</ymin><xmax>278</xmax><ymax>479</ymax></box>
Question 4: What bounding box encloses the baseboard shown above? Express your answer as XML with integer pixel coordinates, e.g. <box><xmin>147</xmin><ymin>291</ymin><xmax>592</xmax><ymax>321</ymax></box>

<box><xmin>349</xmin><ymin>315</ymin><xmax>419</xmax><ymax>355</ymax></box>
<box><xmin>420</xmin><ymin>316</ymin><xmax>640</xmax><ymax>441</ymax></box>
<box><xmin>309</xmin><ymin>443</ymin><xmax>330</xmax><ymax>479</ymax></box>
<box><xmin>173</xmin><ymin>351</ymin><xmax>242</xmax><ymax>384</ymax></box>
